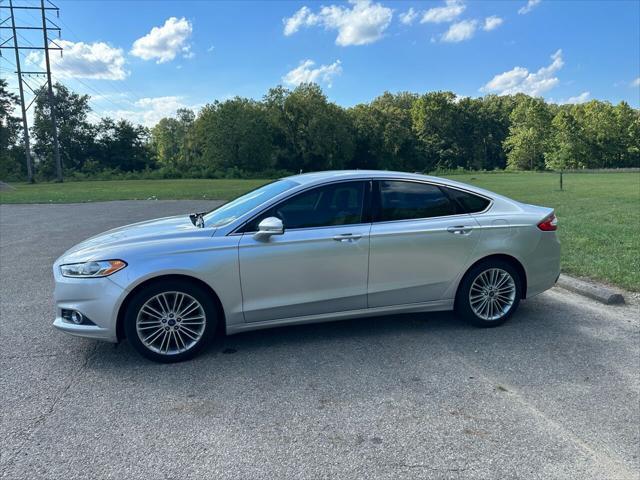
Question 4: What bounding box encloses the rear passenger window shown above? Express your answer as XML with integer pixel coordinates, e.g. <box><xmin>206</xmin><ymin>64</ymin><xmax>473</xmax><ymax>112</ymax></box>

<box><xmin>377</xmin><ymin>181</ymin><xmax>457</xmax><ymax>221</ymax></box>
<box><xmin>443</xmin><ymin>187</ymin><xmax>490</xmax><ymax>213</ymax></box>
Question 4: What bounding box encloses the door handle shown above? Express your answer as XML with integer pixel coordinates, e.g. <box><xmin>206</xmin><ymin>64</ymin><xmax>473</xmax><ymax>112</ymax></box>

<box><xmin>447</xmin><ymin>226</ymin><xmax>473</xmax><ymax>235</ymax></box>
<box><xmin>333</xmin><ymin>233</ymin><xmax>362</xmax><ymax>242</ymax></box>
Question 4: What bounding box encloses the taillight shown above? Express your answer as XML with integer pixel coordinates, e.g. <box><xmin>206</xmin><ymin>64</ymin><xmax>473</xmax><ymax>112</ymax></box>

<box><xmin>537</xmin><ymin>213</ymin><xmax>558</xmax><ymax>231</ymax></box>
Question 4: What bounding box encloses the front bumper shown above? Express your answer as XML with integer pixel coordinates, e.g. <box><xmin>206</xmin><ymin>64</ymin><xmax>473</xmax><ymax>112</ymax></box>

<box><xmin>53</xmin><ymin>317</ymin><xmax>115</xmax><ymax>341</ymax></box>
<box><xmin>52</xmin><ymin>265</ymin><xmax>128</xmax><ymax>343</ymax></box>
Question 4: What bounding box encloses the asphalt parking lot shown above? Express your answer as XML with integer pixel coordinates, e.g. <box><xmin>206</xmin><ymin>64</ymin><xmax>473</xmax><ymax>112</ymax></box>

<box><xmin>1</xmin><ymin>200</ymin><xmax>638</xmax><ymax>480</ymax></box>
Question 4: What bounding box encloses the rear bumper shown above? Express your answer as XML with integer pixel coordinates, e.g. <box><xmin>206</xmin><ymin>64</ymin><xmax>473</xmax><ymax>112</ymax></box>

<box><xmin>525</xmin><ymin>232</ymin><xmax>561</xmax><ymax>298</ymax></box>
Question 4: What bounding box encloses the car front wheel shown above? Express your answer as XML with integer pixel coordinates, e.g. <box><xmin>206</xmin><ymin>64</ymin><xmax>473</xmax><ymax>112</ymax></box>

<box><xmin>456</xmin><ymin>260</ymin><xmax>522</xmax><ymax>327</ymax></box>
<box><xmin>124</xmin><ymin>280</ymin><xmax>217</xmax><ymax>362</ymax></box>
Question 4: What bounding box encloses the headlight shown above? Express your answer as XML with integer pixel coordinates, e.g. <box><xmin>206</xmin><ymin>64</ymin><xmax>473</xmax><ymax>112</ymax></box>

<box><xmin>60</xmin><ymin>260</ymin><xmax>127</xmax><ymax>278</ymax></box>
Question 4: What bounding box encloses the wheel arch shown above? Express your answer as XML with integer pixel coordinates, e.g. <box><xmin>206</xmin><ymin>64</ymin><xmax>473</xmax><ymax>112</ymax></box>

<box><xmin>116</xmin><ymin>274</ymin><xmax>226</xmax><ymax>341</ymax></box>
<box><xmin>456</xmin><ymin>254</ymin><xmax>528</xmax><ymax>304</ymax></box>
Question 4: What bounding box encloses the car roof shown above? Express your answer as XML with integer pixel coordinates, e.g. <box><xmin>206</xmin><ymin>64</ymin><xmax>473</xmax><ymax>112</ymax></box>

<box><xmin>284</xmin><ymin>170</ymin><xmax>495</xmax><ymax>197</ymax></box>
<box><xmin>287</xmin><ymin>170</ymin><xmax>441</xmax><ymax>184</ymax></box>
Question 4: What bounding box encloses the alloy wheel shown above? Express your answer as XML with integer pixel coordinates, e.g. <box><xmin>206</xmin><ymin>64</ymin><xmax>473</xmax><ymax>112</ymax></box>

<box><xmin>468</xmin><ymin>268</ymin><xmax>516</xmax><ymax>321</ymax></box>
<box><xmin>135</xmin><ymin>291</ymin><xmax>206</xmax><ymax>355</ymax></box>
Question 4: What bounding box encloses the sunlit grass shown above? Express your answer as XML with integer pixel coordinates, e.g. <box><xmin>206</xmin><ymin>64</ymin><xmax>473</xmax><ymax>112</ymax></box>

<box><xmin>0</xmin><ymin>178</ymin><xmax>270</xmax><ymax>204</ymax></box>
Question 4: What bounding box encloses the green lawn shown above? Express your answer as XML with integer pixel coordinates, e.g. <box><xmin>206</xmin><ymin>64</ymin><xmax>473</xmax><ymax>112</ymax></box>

<box><xmin>2</xmin><ymin>172</ymin><xmax>638</xmax><ymax>291</ymax></box>
<box><xmin>0</xmin><ymin>178</ymin><xmax>270</xmax><ymax>204</ymax></box>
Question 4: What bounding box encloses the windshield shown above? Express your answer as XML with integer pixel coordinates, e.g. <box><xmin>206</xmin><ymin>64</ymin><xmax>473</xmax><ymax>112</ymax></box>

<box><xmin>203</xmin><ymin>179</ymin><xmax>299</xmax><ymax>228</ymax></box>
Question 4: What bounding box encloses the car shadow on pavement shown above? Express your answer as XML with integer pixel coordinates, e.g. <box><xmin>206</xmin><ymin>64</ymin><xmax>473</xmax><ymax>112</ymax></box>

<box><xmin>86</xmin><ymin>300</ymin><xmax>539</xmax><ymax>371</ymax></box>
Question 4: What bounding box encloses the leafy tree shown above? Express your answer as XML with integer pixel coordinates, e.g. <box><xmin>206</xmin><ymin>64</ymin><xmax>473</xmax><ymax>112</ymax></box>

<box><xmin>504</xmin><ymin>96</ymin><xmax>552</xmax><ymax>170</ymax></box>
<box><xmin>0</xmin><ymin>79</ymin><xmax>25</xmax><ymax>180</ymax></box>
<box><xmin>195</xmin><ymin>97</ymin><xmax>273</xmax><ymax>173</ymax></box>
<box><xmin>151</xmin><ymin>117</ymin><xmax>181</xmax><ymax>168</ymax></box>
<box><xmin>264</xmin><ymin>83</ymin><xmax>354</xmax><ymax>172</ymax></box>
<box><xmin>545</xmin><ymin>108</ymin><xmax>588</xmax><ymax>170</ymax></box>
<box><xmin>32</xmin><ymin>82</ymin><xmax>95</xmax><ymax>178</ymax></box>
<box><xmin>95</xmin><ymin>118</ymin><xmax>153</xmax><ymax>172</ymax></box>
<box><xmin>411</xmin><ymin>91</ymin><xmax>463</xmax><ymax>170</ymax></box>
<box><xmin>464</xmin><ymin>95</ymin><xmax>519</xmax><ymax>170</ymax></box>
<box><xmin>349</xmin><ymin>92</ymin><xmax>419</xmax><ymax>171</ymax></box>
<box><xmin>176</xmin><ymin>108</ymin><xmax>196</xmax><ymax>167</ymax></box>
<box><xmin>614</xmin><ymin>101</ymin><xmax>640</xmax><ymax>168</ymax></box>
<box><xmin>13</xmin><ymin>80</ymin><xmax>639</xmax><ymax>180</ymax></box>
<box><xmin>348</xmin><ymin>103</ymin><xmax>384</xmax><ymax>170</ymax></box>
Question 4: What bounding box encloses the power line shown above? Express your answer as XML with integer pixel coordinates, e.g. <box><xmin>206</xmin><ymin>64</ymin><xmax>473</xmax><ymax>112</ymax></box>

<box><xmin>4</xmin><ymin>37</ymin><xmax>125</xmax><ymax>123</ymax></box>
<box><xmin>12</xmin><ymin>26</ymin><xmax>130</xmax><ymax>115</ymax></box>
<box><xmin>2</xmin><ymin>0</ymin><xmax>64</xmax><ymax>181</ymax></box>
<box><xmin>11</xmin><ymin>0</ymin><xmax>179</xmax><ymax>127</ymax></box>
<box><xmin>19</xmin><ymin>0</ymin><xmax>149</xmax><ymax>108</ymax></box>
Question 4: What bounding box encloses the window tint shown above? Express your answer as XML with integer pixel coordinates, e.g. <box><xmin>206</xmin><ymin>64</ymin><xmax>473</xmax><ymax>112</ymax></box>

<box><xmin>245</xmin><ymin>181</ymin><xmax>366</xmax><ymax>231</ymax></box>
<box><xmin>443</xmin><ymin>187</ymin><xmax>490</xmax><ymax>213</ymax></box>
<box><xmin>377</xmin><ymin>181</ymin><xmax>457</xmax><ymax>221</ymax></box>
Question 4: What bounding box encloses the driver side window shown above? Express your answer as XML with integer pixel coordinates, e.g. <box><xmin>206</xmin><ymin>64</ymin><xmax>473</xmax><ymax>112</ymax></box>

<box><xmin>242</xmin><ymin>181</ymin><xmax>367</xmax><ymax>232</ymax></box>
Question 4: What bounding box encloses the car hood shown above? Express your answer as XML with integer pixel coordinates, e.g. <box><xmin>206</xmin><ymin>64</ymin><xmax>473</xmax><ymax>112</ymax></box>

<box><xmin>59</xmin><ymin>215</ymin><xmax>214</xmax><ymax>263</ymax></box>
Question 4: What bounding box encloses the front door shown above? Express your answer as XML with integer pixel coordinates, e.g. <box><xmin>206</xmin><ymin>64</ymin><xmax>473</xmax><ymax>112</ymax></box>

<box><xmin>238</xmin><ymin>181</ymin><xmax>371</xmax><ymax>323</ymax></box>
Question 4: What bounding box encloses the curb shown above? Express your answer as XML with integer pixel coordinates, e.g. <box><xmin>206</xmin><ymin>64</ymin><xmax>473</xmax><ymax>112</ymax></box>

<box><xmin>556</xmin><ymin>274</ymin><xmax>625</xmax><ymax>305</ymax></box>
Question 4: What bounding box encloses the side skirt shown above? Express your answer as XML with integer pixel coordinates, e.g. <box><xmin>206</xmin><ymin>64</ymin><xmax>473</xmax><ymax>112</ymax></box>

<box><xmin>226</xmin><ymin>299</ymin><xmax>454</xmax><ymax>335</ymax></box>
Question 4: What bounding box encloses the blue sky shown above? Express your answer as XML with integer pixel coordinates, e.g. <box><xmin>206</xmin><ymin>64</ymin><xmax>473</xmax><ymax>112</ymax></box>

<box><xmin>3</xmin><ymin>0</ymin><xmax>639</xmax><ymax>126</ymax></box>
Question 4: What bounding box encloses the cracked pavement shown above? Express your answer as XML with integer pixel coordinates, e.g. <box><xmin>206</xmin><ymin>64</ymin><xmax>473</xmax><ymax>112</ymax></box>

<box><xmin>1</xmin><ymin>201</ymin><xmax>639</xmax><ymax>479</ymax></box>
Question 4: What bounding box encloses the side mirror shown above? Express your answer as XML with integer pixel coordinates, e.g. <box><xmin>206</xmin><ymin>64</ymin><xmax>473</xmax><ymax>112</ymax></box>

<box><xmin>253</xmin><ymin>217</ymin><xmax>284</xmax><ymax>240</ymax></box>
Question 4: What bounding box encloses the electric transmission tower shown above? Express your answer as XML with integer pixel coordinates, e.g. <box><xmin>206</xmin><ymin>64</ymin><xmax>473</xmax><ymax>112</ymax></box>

<box><xmin>0</xmin><ymin>0</ymin><xmax>63</xmax><ymax>182</ymax></box>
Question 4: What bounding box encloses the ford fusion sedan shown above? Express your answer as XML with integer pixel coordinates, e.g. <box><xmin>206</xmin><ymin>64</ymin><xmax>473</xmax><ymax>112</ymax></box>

<box><xmin>53</xmin><ymin>170</ymin><xmax>560</xmax><ymax>362</ymax></box>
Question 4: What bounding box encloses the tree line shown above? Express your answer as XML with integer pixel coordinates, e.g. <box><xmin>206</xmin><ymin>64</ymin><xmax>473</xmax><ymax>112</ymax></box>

<box><xmin>1</xmin><ymin>79</ymin><xmax>638</xmax><ymax>182</ymax></box>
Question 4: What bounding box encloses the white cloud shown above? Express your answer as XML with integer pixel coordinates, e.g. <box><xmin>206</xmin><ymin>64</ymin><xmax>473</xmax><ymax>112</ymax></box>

<box><xmin>481</xmin><ymin>49</ymin><xmax>564</xmax><ymax>96</ymax></box>
<box><xmin>518</xmin><ymin>0</ymin><xmax>541</xmax><ymax>15</ymax></box>
<box><xmin>103</xmin><ymin>96</ymin><xmax>200</xmax><ymax>127</ymax></box>
<box><xmin>632</xmin><ymin>77</ymin><xmax>640</xmax><ymax>87</ymax></box>
<box><xmin>399</xmin><ymin>8</ymin><xmax>418</xmax><ymax>26</ymax></box>
<box><xmin>483</xmin><ymin>16</ymin><xmax>503</xmax><ymax>31</ymax></box>
<box><xmin>441</xmin><ymin>19</ymin><xmax>477</xmax><ymax>43</ymax></box>
<box><xmin>421</xmin><ymin>0</ymin><xmax>465</xmax><ymax>24</ymax></box>
<box><xmin>561</xmin><ymin>91</ymin><xmax>590</xmax><ymax>104</ymax></box>
<box><xmin>27</xmin><ymin>40</ymin><xmax>127</xmax><ymax>80</ymax></box>
<box><xmin>131</xmin><ymin>17</ymin><xmax>193</xmax><ymax>63</ymax></box>
<box><xmin>282</xmin><ymin>59</ymin><xmax>343</xmax><ymax>87</ymax></box>
<box><xmin>282</xmin><ymin>0</ymin><xmax>393</xmax><ymax>46</ymax></box>
<box><xmin>283</xmin><ymin>6</ymin><xmax>314</xmax><ymax>35</ymax></box>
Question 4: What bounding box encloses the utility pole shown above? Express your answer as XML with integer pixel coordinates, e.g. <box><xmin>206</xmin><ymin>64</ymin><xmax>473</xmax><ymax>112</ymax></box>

<box><xmin>1</xmin><ymin>0</ymin><xmax>62</xmax><ymax>183</ymax></box>
<box><xmin>40</xmin><ymin>0</ymin><xmax>61</xmax><ymax>182</ymax></box>
<box><xmin>8</xmin><ymin>0</ymin><xmax>33</xmax><ymax>183</ymax></box>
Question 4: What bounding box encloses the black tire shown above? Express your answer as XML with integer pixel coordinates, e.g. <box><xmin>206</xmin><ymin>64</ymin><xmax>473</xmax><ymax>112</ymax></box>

<box><xmin>124</xmin><ymin>279</ymin><xmax>218</xmax><ymax>363</ymax></box>
<box><xmin>455</xmin><ymin>259</ymin><xmax>522</xmax><ymax>328</ymax></box>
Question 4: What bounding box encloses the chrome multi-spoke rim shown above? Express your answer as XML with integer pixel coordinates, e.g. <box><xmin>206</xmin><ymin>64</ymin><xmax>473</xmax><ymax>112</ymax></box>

<box><xmin>469</xmin><ymin>268</ymin><xmax>516</xmax><ymax>321</ymax></box>
<box><xmin>136</xmin><ymin>291</ymin><xmax>206</xmax><ymax>355</ymax></box>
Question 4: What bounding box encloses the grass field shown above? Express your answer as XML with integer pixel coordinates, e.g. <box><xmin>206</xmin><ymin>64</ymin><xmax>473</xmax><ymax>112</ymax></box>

<box><xmin>0</xmin><ymin>178</ymin><xmax>270</xmax><ymax>204</ymax></box>
<box><xmin>2</xmin><ymin>172</ymin><xmax>638</xmax><ymax>291</ymax></box>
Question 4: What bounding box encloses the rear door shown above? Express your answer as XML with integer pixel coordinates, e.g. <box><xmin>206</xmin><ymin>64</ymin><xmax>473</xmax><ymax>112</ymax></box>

<box><xmin>368</xmin><ymin>180</ymin><xmax>481</xmax><ymax>307</ymax></box>
<box><xmin>238</xmin><ymin>180</ymin><xmax>371</xmax><ymax>323</ymax></box>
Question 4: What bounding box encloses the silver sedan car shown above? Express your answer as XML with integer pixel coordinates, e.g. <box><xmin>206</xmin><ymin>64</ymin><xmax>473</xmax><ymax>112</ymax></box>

<box><xmin>53</xmin><ymin>170</ymin><xmax>560</xmax><ymax>362</ymax></box>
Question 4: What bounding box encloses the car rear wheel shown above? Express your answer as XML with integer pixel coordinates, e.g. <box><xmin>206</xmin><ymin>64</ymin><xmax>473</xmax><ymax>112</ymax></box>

<box><xmin>456</xmin><ymin>260</ymin><xmax>522</xmax><ymax>327</ymax></box>
<box><xmin>124</xmin><ymin>280</ymin><xmax>217</xmax><ymax>363</ymax></box>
